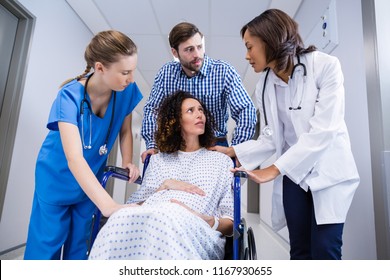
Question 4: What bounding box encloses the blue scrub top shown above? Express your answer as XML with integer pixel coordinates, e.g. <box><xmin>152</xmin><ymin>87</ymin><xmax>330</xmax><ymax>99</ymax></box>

<box><xmin>35</xmin><ymin>79</ymin><xmax>143</xmax><ymax>205</ymax></box>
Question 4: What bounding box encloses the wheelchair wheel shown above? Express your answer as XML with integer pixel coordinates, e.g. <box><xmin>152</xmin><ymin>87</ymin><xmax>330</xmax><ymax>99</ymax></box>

<box><xmin>236</xmin><ymin>218</ymin><xmax>258</xmax><ymax>260</ymax></box>
<box><xmin>247</xmin><ymin>227</ymin><xmax>257</xmax><ymax>260</ymax></box>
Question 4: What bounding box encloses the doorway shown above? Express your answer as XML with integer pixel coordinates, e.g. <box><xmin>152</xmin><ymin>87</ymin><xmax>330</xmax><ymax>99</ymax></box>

<box><xmin>0</xmin><ymin>0</ymin><xmax>35</xmax><ymax>219</ymax></box>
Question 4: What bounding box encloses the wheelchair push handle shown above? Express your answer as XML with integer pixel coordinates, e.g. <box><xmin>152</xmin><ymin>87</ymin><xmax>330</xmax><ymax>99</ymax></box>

<box><xmin>103</xmin><ymin>166</ymin><xmax>142</xmax><ymax>185</ymax></box>
<box><xmin>102</xmin><ymin>155</ymin><xmax>150</xmax><ymax>186</ymax></box>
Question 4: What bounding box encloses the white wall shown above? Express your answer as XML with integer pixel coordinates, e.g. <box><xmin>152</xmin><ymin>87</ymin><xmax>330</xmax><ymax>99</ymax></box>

<box><xmin>254</xmin><ymin>0</ymin><xmax>377</xmax><ymax>259</ymax></box>
<box><xmin>329</xmin><ymin>0</ymin><xmax>376</xmax><ymax>260</ymax></box>
<box><xmin>0</xmin><ymin>0</ymin><xmax>93</xmax><ymax>252</ymax></box>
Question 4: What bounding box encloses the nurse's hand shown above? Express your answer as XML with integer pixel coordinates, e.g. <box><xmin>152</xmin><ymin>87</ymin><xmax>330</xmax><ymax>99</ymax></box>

<box><xmin>232</xmin><ymin>164</ymin><xmax>280</xmax><ymax>184</ymax></box>
<box><xmin>124</xmin><ymin>163</ymin><xmax>140</xmax><ymax>184</ymax></box>
<box><xmin>102</xmin><ymin>202</ymin><xmax>140</xmax><ymax>217</ymax></box>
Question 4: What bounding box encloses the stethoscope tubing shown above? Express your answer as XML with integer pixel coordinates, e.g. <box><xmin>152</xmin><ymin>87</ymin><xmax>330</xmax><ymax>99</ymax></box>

<box><xmin>262</xmin><ymin>68</ymin><xmax>271</xmax><ymax>128</ymax></box>
<box><xmin>80</xmin><ymin>73</ymin><xmax>116</xmax><ymax>155</ymax></box>
<box><xmin>261</xmin><ymin>55</ymin><xmax>307</xmax><ymax>136</ymax></box>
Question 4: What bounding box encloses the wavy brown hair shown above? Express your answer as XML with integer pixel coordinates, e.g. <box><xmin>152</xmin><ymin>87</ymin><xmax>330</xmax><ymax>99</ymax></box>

<box><xmin>168</xmin><ymin>22</ymin><xmax>203</xmax><ymax>51</ymax></box>
<box><xmin>155</xmin><ymin>91</ymin><xmax>216</xmax><ymax>153</ymax></box>
<box><xmin>241</xmin><ymin>9</ymin><xmax>316</xmax><ymax>73</ymax></box>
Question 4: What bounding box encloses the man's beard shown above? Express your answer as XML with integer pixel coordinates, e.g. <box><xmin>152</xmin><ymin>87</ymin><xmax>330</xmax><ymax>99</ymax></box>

<box><xmin>180</xmin><ymin>57</ymin><xmax>203</xmax><ymax>74</ymax></box>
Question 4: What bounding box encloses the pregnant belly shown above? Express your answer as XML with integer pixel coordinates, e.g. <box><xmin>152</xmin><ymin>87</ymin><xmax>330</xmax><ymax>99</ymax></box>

<box><xmin>142</xmin><ymin>190</ymin><xmax>206</xmax><ymax>213</ymax></box>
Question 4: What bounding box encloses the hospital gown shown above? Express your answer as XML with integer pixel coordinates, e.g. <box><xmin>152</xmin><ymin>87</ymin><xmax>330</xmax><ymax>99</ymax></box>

<box><xmin>89</xmin><ymin>148</ymin><xmax>234</xmax><ymax>260</ymax></box>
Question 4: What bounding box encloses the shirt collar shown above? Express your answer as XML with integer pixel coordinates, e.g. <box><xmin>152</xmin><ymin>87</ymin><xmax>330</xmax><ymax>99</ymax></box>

<box><xmin>199</xmin><ymin>54</ymin><xmax>211</xmax><ymax>76</ymax></box>
<box><xmin>269</xmin><ymin>69</ymin><xmax>288</xmax><ymax>87</ymax></box>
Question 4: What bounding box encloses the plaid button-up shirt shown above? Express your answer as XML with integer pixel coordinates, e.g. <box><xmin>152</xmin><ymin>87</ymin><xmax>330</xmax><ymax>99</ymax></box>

<box><xmin>141</xmin><ymin>55</ymin><xmax>257</xmax><ymax>149</ymax></box>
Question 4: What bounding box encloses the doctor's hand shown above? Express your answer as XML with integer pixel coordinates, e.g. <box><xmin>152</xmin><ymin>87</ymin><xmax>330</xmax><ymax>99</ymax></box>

<box><xmin>124</xmin><ymin>163</ymin><xmax>140</xmax><ymax>184</ymax></box>
<box><xmin>208</xmin><ymin>145</ymin><xmax>236</xmax><ymax>158</ymax></box>
<box><xmin>232</xmin><ymin>164</ymin><xmax>280</xmax><ymax>184</ymax></box>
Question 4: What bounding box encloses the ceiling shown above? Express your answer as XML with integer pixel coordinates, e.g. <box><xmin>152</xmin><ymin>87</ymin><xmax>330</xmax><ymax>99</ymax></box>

<box><xmin>66</xmin><ymin>0</ymin><xmax>303</xmax><ymax>117</ymax></box>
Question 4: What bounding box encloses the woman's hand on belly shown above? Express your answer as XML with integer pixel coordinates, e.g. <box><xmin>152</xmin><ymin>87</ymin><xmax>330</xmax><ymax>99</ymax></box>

<box><xmin>170</xmin><ymin>199</ymin><xmax>213</xmax><ymax>226</ymax></box>
<box><xmin>171</xmin><ymin>199</ymin><xmax>233</xmax><ymax>236</ymax></box>
<box><xmin>156</xmin><ymin>179</ymin><xmax>206</xmax><ymax>196</ymax></box>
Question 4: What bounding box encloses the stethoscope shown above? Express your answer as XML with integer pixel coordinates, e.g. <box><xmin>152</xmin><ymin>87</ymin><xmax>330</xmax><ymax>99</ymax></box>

<box><xmin>80</xmin><ymin>73</ymin><xmax>116</xmax><ymax>156</ymax></box>
<box><xmin>261</xmin><ymin>55</ymin><xmax>307</xmax><ymax>137</ymax></box>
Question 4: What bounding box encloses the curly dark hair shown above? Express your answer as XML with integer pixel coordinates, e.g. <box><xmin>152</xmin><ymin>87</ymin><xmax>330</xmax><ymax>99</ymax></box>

<box><xmin>155</xmin><ymin>90</ymin><xmax>216</xmax><ymax>153</ymax></box>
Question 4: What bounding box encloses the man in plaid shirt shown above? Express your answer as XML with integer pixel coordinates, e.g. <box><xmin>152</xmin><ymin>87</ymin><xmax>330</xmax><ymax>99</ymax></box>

<box><xmin>141</xmin><ymin>22</ymin><xmax>256</xmax><ymax>161</ymax></box>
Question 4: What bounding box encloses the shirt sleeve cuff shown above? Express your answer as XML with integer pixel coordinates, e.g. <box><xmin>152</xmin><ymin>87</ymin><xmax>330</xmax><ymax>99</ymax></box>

<box><xmin>273</xmin><ymin>161</ymin><xmax>286</xmax><ymax>176</ymax></box>
<box><xmin>146</xmin><ymin>142</ymin><xmax>157</xmax><ymax>150</ymax></box>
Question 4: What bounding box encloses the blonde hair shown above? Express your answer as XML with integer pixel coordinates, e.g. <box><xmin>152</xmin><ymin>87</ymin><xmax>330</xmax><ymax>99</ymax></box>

<box><xmin>60</xmin><ymin>30</ymin><xmax>137</xmax><ymax>87</ymax></box>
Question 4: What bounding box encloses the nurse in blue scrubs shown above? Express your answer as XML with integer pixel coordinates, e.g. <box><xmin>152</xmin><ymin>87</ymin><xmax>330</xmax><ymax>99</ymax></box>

<box><xmin>24</xmin><ymin>30</ymin><xmax>143</xmax><ymax>260</ymax></box>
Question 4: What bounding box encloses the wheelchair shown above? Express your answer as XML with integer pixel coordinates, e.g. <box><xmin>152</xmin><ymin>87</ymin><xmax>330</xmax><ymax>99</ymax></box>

<box><xmin>89</xmin><ymin>155</ymin><xmax>257</xmax><ymax>260</ymax></box>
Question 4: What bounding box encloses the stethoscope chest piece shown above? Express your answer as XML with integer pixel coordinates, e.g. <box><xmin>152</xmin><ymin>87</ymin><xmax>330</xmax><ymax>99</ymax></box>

<box><xmin>262</xmin><ymin>125</ymin><xmax>273</xmax><ymax>137</ymax></box>
<box><xmin>99</xmin><ymin>144</ymin><xmax>108</xmax><ymax>156</ymax></box>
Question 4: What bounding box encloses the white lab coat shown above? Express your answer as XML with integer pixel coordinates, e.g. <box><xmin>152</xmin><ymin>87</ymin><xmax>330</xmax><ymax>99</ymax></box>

<box><xmin>234</xmin><ymin>51</ymin><xmax>360</xmax><ymax>231</ymax></box>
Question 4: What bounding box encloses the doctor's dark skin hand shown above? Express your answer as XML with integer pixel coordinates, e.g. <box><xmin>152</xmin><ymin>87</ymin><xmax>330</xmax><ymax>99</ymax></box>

<box><xmin>209</xmin><ymin>145</ymin><xmax>280</xmax><ymax>184</ymax></box>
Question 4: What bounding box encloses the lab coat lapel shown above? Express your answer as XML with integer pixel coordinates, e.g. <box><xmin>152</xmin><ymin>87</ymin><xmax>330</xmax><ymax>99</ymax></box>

<box><xmin>267</xmin><ymin>73</ymin><xmax>283</xmax><ymax>158</ymax></box>
<box><xmin>265</xmin><ymin>74</ymin><xmax>287</xmax><ymax>230</ymax></box>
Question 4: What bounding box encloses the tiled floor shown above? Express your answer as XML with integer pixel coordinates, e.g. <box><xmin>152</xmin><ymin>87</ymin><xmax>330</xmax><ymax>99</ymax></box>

<box><xmin>0</xmin><ymin>246</ymin><xmax>25</xmax><ymax>260</ymax></box>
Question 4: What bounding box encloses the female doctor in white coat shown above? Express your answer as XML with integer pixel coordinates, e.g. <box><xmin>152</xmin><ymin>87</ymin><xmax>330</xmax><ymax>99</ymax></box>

<box><xmin>211</xmin><ymin>9</ymin><xmax>359</xmax><ymax>259</ymax></box>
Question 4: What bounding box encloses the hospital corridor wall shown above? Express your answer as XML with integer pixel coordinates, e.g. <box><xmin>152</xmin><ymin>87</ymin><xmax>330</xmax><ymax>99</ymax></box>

<box><xmin>0</xmin><ymin>0</ymin><xmax>383</xmax><ymax>260</ymax></box>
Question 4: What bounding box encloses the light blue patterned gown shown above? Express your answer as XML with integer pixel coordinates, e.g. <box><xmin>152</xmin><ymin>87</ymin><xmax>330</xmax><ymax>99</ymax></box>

<box><xmin>89</xmin><ymin>148</ymin><xmax>234</xmax><ymax>260</ymax></box>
